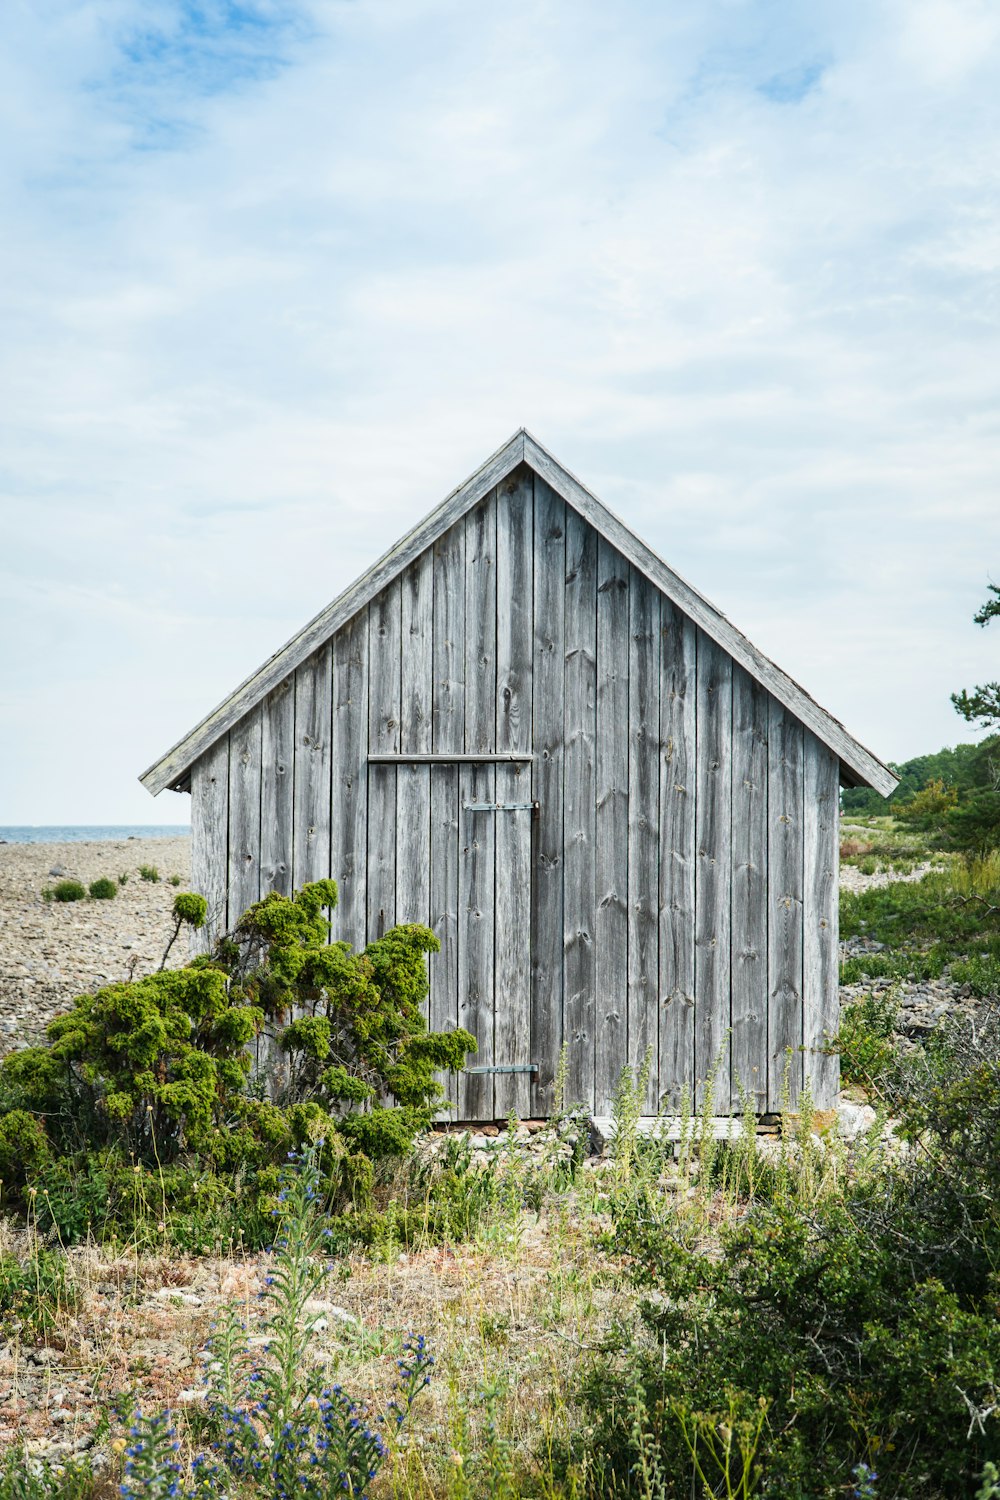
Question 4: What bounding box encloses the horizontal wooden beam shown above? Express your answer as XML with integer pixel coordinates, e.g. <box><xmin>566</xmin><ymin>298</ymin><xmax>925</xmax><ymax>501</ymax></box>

<box><xmin>368</xmin><ymin>753</ymin><xmax>533</xmax><ymax>764</ymax></box>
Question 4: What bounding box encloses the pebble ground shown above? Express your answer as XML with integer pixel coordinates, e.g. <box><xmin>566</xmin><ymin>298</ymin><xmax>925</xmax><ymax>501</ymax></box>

<box><xmin>0</xmin><ymin>837</ymin><xmax>190</xmax><ymax>1054</ymax></box>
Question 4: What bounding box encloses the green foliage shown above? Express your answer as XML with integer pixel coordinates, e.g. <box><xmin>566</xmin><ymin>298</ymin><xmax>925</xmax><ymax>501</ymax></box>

<box><xmin>0</xmin><ymin>880</ymin><xmax>474</xmax><ymax>1238</ymax></box>
<box><xmin>837</xmin><ymin>992</ymin><xmax>899</xmax><ymax>1087</ymax></box>
<box><xmin>0</xmin><ymin>1452</ymin><xmax>95</xmax><ymax>1500</ymax></box>
<box><xmin>50</xmin><ymin>880</ymin><xmax>85</xmax><ymax>903</ymax></box>
<box><xmin>895</xmin><ymin>776</ymin><xmax>958</xmax><ymax>826</ymax></box>
<box><xmin>841</xmin><ymin>866</ymin><xmax>1000</xmax><ymax>961</ymax></box>
<box><xmin>88</xmin><ymin>877</ymin><xmax>117</xmax><ymax>900</ymax></box>
<box><xmin>842</xmin><ymin>738</ymin><xmax>995</xmax><ymax>816</ymax></box>
<box><xmin>172</xmin><ymin>891</ymin><xmax>206</xmax><ymax>928</ymax></box>
<box><xmin>839</xmin><ymin>866</ymin><xmax>1000</xmax><ymax>1002</ymax></box>
<box><xmin>949</xmin><ymin>785</ymin><xmax>1000</xmax><ymax>854</ymax></box>
<box><xmin>0</xmin><ymin>1108</ymin><xmax>50</xmax><ymax>1188</ymax></box>
<box><xmin>139</xmin><ymin>865</ymin><xmax>159</xmax><ymax>883</ymax></box>
<box><xmin>0</xmin><ymin>1247</ymin><xmax>73</xmax><ymax>1337</ymax></box>
<box><xmin>952</xmin><ymin>583</ymin><xmax>1000</xmax><ymax>731</ymax></box>
<box><xmin>119</xmin><ymin>872</ymin><xmax>129</xmax><ymax>886</ymax></box>
<box><xmin>32</xmin><ymin>1150</ymin><xmax>278</xmax><ymax>1250</ymax></box>
<box><xmin>842</xmin><ymin>736</ymin><xmax>1000</xmax><ymax>853</ymax></box>
<box><xmin>950</xmin><ymin>952</ymin><xmax>1000</xmax><ymax>999</ymax></box>
<box><xmin>169</xmin><ymin>874</ymin><xmax>182</xmax><ymax>886</ymax></box>
<box><xmin>575</xmin><ymin>1014</ymin><xmax>1000</xmax><ymax>1499</ymax></box>
<box><xmin>840</xmin><ymin>949</ymin><xmax>945</xmax><ymax>985</ymax></box>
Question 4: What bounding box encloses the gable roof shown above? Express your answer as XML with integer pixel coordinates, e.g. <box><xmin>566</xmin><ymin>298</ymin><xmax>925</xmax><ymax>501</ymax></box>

<box><xmin>140</xmin><ymin>429</ymin><xmax>898</xmax><ymax>798</ymax></box>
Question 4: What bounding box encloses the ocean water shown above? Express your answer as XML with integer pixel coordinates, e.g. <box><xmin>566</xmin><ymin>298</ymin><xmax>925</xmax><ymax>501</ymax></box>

<box><xmin>0</xmin><ymin>826</ymin><xmax>190</xmax><ymax>844</ymax></box>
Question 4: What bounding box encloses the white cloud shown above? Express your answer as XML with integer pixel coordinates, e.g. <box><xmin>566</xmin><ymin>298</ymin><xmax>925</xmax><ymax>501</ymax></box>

<box><xmin>2</xmin><ymin>0</ymin><xmax>1000</xmax><ymax>819</ymax></box>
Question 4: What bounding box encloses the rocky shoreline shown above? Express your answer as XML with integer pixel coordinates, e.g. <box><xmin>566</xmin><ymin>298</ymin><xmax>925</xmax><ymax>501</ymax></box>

<box><xmin>0</xmin><ymin>837</ymin><xmax>191</xmax><ymax>1055</ymax></box>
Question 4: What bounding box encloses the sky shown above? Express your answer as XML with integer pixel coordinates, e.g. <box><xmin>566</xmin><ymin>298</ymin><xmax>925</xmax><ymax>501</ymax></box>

<box><xmin>2</xmin><ymin>0</ymin><xmax>1000</xmax><ymax>824</ymax></box>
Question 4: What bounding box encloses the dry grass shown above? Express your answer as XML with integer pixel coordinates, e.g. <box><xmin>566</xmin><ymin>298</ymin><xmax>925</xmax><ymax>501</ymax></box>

<box><xmin>0</xmin><ymin>1104</ymin><xmax>869</xmax><ymax>1493</ymax></box>
<box><xmin>0</xmin><ymin>1177</ymin><xmax>631</xmax><ymax>1492</ymax></box>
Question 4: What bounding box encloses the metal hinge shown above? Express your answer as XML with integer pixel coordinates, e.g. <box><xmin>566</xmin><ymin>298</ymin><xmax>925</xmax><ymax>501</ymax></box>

<box><xmin>463</xmin><ymin>800</ymin><xmax>539</xmax><ymax>815</ymax></box>
<box><xmin>464</xmin><ymin>1063</ymin><xmax>539</xmax><ymax>1076</ymax></box>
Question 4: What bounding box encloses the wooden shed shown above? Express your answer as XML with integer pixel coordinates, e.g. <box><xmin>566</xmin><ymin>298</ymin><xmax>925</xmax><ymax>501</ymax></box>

<box><xmin>141</xmin><ymin>431</ymin><xmax>896</xmax><ymax>1120</ymax></box>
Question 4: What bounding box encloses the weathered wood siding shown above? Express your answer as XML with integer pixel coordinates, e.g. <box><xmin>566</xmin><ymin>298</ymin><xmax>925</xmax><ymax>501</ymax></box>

<box><xmin>186</xmin><ymin>462</ymin><xmax>842</xmax><ymax>1114</ymax></box>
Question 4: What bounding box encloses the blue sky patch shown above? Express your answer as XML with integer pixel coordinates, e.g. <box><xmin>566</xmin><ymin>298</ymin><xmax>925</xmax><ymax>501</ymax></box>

<box><xmin>758</xmin><ymin>60</ymin><xmax>826</xmax><ymax>104</ymax></box>
<box><xmin>115</xmin><ymin>1</ymin><xmax>311</xmax><ymax>100</ymax></box>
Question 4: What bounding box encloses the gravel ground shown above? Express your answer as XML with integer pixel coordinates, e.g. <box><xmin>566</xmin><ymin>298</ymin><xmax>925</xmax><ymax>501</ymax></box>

<box><xmin>839</xmin><ymin>859</ymin><xmax>944</xmax><ymax>894</ymax></box>
<box><xmin>0</xmin><ymin>837</ymin><xmax>190</xmax><ymax>1055</ymax></box>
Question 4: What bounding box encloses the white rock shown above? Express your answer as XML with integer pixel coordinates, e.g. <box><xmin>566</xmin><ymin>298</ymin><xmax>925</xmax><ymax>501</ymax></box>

<box><xmin>303</xmin><ymin>1299</ymin><xmax>357</xmax><ymax>1325</ymax></box>
<box><xmin>837</xmin><ymin>1098</ymin><xmax>877</xmax><ymax>1141</ymax></box>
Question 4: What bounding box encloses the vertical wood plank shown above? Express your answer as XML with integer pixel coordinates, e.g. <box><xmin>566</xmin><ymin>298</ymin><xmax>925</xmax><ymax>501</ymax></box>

<box><xmin>730</xmin><ymin>667</ymin><xmax>769</xmax><ymax>1112</ymax></box>
<box><xmin>768</xmin><ymin>700</ymin><xmax>805</xmax><ymax>1109</ymax></box>
<box><xmin>432</xmin><ymin>522</ymin><xmax>466</xmax><ymax>757</ymax></box>
<box><xmin>594</xmin><ymin>538</ymin><xmax>630</xmax><ymax>1115</ymax></box>
<box><xmin>495</xmin><ymin>466</ymin><xmax>534</xmax><ymax>1119</ymax></box>
<box><xmin>397</xmin><ymin>555</ymin><xmax>434</xmax><ymax>936</ymax></box>
<box><xmin>658</xmin><ymin>600</ymin><xmax>697</xmax><ymax>1109</ymax></box>
<box><xmin>401</xmin><ymin>551</ymin><xmax>435</xmax><ymax>753</ymax></box>
<box><xmin>260</xmin><ymin>681</ymin><xmax>294</xmax><ymax>898</ymax></box>
<box><xmin>563</xmin><ymin>510</ymin><xmax>598</xmax><ymax>1112</ymax></box>
<box><xmin>190</xmin><ymin>738</ymin><xmax>229</xmax><ymax>952</ymax></box>
<box><xmin>694</xmin><ymin>632</ymin><xmax>732</xmax><ymax>1111</ymax></box>
<box><xmin>530</xmin><ymin>476</ymin><xmax>565</xmax><ymax>1117</ymax></box>
<box><xmin>459</xmin><ymin>492</ymin><xmax>497</xmax><ymax>1119</ymax></box>
<box><xmin>430</xmin><ymin>764</ymin><xmax>461</xmax><ymax>1115</ymax></box>
<box><xmin>367</xmin><ymin>581</ymin><xmax>402</xmax><ymax>941</ymax></box>
<box><xmin>331</xmin><ymin>611</ymin><xmax>368</xmax><ymax>951</ymax></box>
<box><xmin>228</xmin><ymin>707</ymin><xmax>262</xmax><ymax>923</ymax></box>
<box><xmin>804</xmin><ymin>734</ymin><xmax>840</xmax><ymax>1109</ymax></box>
<box><xmin>396</xmin><ymin>765</ymin><xmax>431</xmax><ymax>922</ymax></box>
<box><xmin>430</xmin><ymin>522</ymin><xmax>466</xmax><ymax>1115</ymax></box>
<box><xmin>628</xmin><ymin>568</ymin><xmax>661</xmax><ymax>1111</ymax></box>
<box><xmin>292</xmin><ymin>644</ymin><xmax>333</xmax><ymax>890</ymax></box>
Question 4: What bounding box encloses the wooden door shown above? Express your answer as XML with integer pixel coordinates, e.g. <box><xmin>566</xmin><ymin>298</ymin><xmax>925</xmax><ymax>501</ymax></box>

<box><xmin>463</xmin><ymin>784</ymin><xmax>535</xmax><ymax>1121</ymax></box>
<box><xmin>419</xmin><ymin>771</ymin><xmax>534</xmax><ymax>1122</ymax></box>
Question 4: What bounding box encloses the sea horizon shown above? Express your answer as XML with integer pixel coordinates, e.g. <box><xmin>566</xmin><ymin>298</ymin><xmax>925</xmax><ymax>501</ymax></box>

<box><xmin>0</xmin><ymin>825</ymin><xmax>191</xmax><ymax>844</ymax></box>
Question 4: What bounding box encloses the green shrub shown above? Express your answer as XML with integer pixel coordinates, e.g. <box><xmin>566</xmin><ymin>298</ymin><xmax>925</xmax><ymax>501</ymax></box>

<box><xmin>840</xmin><ymin>949</ymin><xmax>945</xmax><ymax>985</ymax></box>
<box><xmin>88</xmin><ymin>877</ymin><xmax>117</xmax><ymax>900</ymax></box>
<box><xmin>51</xmin><ymin>879</ymin><xmax>85</xmax><ymax>903</ymax></box>
<box><xmin>0</xmin><ymin>880</ymin><xmax>474</xmax><ymax>1235</ymax></box>
<box><xmin>841</xmin><ymin>867</ymin><xmax>1000</xmax><ymax>961</ymax></box>
<box><xmin>0</xmin><ymin>1248</ymin><xmax>72</xmax><ymax>1337</ymax></box>
<box><xmin>118</xmin><ymin>872</ymin><xmax>129</xmax><ymax>886</ymax></box>
<box><xmin>950</xmin><ymin>953</ymin><xmax>1000</xmax><ymax>999</ymax></box>
<box><xmin>837</xmin><ymin>992</ymin><xmax>900</xmax><ymax>1088</ymax></box>
<box><xmin>139</xmin><ymin>864</ymin><xmax>159</xmax><ymax>882</ymax></box>
<box><xmin>169</xmin><ymin>873</ymin><xmax>182</xmax><ymax>886</ymax></box>
<box><xmin>574</xmin><ymin>1014</ymin><xmax>1000</xmax><ymax>1499</ymax></box>
<box><xmin>171</xmin><ymin>890</ymin><xmax>206</xmax><ymax>927</ymax></box>
<box><xmin>0</xmin><ymin>1108</ymin><xmax>50</xmax><ymax>1188</ymax></box>
<box><xmin>896</xmin><ymin>776</ymin><xmax>959</xmax><ymax>826</ymax></box>
<box><xmin>32</xmin><ymin>1150</ymin><xmax>277</xmax><ymax>1250</ymax></box>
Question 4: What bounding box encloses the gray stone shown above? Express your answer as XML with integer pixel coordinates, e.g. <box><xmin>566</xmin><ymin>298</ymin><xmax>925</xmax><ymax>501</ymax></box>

<box><xmin>836</xmin><ymin>1097</ymin><xmax>877</xmax><ymax>1141</ymax></box>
